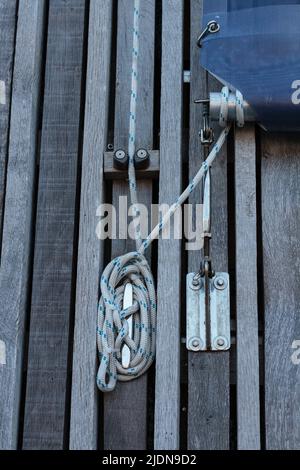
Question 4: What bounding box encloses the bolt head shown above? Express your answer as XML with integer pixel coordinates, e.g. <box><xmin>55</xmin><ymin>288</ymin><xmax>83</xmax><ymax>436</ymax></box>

<box><xmin>190</xmin><ymin>278</ymin><xmax>202</xmax><ymax>290</ymax></box>
<box><xmin>214</xmin><ymin>276</ymin><xmax>227</xmax><ymax>290</ymax></box>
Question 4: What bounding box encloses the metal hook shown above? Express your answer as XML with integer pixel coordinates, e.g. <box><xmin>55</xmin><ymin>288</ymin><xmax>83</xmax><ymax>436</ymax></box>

<box><xmin>195</xmin><ymin>98</ymin><xmax>214</xmax><ymax>146</ymax></box>
<box><xmin>197</xmin><ymin>20</ymin><xmax>220</xmax><ymax>48</ymax></box>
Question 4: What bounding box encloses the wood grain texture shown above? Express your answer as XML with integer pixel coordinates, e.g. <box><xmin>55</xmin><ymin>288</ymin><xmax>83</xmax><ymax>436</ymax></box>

<box><xmin>235</xmin><ymin>125</ymin><xmax>260</xmax><ymax>450</ymax></box>
<box><xmin>0</xmin><ymin>0</ymin><xmax>46</xmax><ymax>449</ymax></box>
<box><xmin>103</xmin><ymin>0</ymin><xmax>155</xmax><ymax>451</ymax></box>
<box><xmin>262</xmin><ymin>133</ymin><xmax>300</xmax><ymax>450</ymax></box>
<box><xmin>69</xmin><ymin>0</ymin><xmax>113</xmax><ymax>450</ymax></box>
<box><xmin>22</xmin><ymin>0</ymin><xmax>85</xmax><ymax>450</ymax></box>
<box><xmin>187</xmin><ymin>0</ymin><xmax>230</xmax><ymax>451</ymax></box>
<box><xmin>154</xmin><ymin>0</ymin><xmax>183</xmax><ymax>451</ymax></box>
<box><xmin>0</xmin><ymin>0</ymin><xmax>18</xmax><ymax>255</ymax></box>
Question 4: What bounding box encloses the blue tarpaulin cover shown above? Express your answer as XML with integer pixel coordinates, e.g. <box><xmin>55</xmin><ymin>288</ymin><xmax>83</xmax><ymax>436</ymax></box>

<box><xmin>201</xmin><ymin>0</ymin><xmax>300</xmax><ymax>131</ymax></box>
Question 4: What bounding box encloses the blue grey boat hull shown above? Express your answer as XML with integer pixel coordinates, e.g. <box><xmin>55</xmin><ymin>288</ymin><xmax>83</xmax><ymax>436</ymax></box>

<box><xmin>201</xmin><ymin>0</ymin><xmax>300</xmax><ymax>131</ymax></box>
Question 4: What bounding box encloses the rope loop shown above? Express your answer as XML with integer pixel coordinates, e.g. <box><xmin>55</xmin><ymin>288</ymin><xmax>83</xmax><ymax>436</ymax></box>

<box><xmin>219</xmin><ymin>86</ymin><xmax>230</xmax><ymax>127</ymax></box>
<box><xmin>219</xmin><ymin>86</ymin><xmax>245</xmax><ymax>128</ymax></box>
<box><xmin>97</xmin><ymin>252</ymin><xmax>156</xmax><ymax>393</ymax></box>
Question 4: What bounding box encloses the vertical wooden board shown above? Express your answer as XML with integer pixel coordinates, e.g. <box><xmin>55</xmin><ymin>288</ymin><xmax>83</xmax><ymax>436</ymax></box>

<box><xmin>69</xmin><ymin>0</ymin><xmax>113</xmax><ymax>450</ymax></box>
<box><xmin>262</xmin><ymin>133</ymin><xmax>300</xmax><ymax>450</ymax></box>
<box><xmin>22</xmin><ymin>0</ymin><xmax>86</xmax><ymax>450</ymax></box>
<box><xmin>103</xmin><ymin>0</ymin><xmax>155</xmax><ymax>451</ymax></box>
<box><xmin>0</xmin><ymin>0</ymin><xmax>18</xmax><ymax>253</ymax></box>
<box><xmin>235</xmin><ymin>125</ymin><xmax>260</xmax><ymax>450</ymax></box>
<box><xmin>187</xmin><ymin>0</ymin><xmax>230</xmax><ymax>451</ymax></box>
<box><xmin>154</xmin><ymin>0</ymin><xmax>183</xmax><ymax>451</ymax></box>
<box><xmin>0</xmin><ymin>0</ymin><xmax>46</xmax><ymax>450</ymax></box>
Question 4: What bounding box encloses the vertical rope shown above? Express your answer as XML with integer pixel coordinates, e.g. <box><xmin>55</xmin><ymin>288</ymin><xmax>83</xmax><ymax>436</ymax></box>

<box><xmin>128</xmin><ymin>0</ymin><xmax>142</xmax><ymax>251</ymax></box>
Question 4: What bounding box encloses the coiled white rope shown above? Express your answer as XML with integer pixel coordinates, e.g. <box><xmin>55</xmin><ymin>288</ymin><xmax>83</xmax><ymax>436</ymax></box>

<box><xmin>97</xmin><ymin>129</ymin><xmax>231</xmax><ymax>392</ymax></box>
<box><xmin>96</xmin><ymin>2</ymin><xmax>243</xmax><ymax>393</ymax></box>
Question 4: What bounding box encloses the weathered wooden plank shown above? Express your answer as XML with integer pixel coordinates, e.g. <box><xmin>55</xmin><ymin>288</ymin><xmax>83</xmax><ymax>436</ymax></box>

<box><xmin>103</xmin><ymin>0</ymin><xmax>155</xmax><ymax>451</ymax></box>
<box><xmin>262</xmin><ymin>133</ymin><xmax>300</xmax><ymax>450</ymax></box>
<box><xmin>187</xmin><ymin>0</ymin><xmax>230</xmax><ymax>451</ymax></box>
<box><xmin>0</xmin><ymin>0</ymin><xmax>18</xmax><ymax>254</ymax></box>
<box><xmin>235</xmin><ymin>125</ymin><xmax>260</xmax><ymax>450</ymax></box>
<box><xmin>154</xmin><ymin>0</ymin><xmax>183</xmax><ymax>451</ymax></box>
<box><xmin>69</xmin><ymin>0</ymin><xmax>113</xmax><ymax>450</ymax></box>
<box><xmin>0</xmin><ymin>0</ymin><xmax>46</xmax><ymax>450</ymax></box>
<box><xmin>22</xmin><ymin>0</ymin><xmax>86</xmax><ymax>450</ymax></box>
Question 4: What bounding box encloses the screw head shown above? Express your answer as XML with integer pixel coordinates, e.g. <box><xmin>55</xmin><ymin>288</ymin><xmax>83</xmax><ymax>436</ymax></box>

<box><xmin>189</xmin><ymin>337</ymin><xmax>203</xmax><ymax>351</ymax></box>
<box><xmin>214</xmin><ymin>336</ymin><xmax>228</xmax><ymax>350</ymax></box>
<box><xmin>115</xmin><ymin>149</ymin><xmax>126</xmax><ymax>160</ymax></box>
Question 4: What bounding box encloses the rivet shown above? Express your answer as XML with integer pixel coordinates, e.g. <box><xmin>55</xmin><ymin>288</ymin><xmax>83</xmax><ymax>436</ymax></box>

<box><xmin>189</xmin><ymin>337</ymin><xmax>203</xmax><ymax>351</ymax></box>
<box><xmin>214</xmin><ymin>337</ymin><xmax>228</xmax><ymax>350</ymax></box>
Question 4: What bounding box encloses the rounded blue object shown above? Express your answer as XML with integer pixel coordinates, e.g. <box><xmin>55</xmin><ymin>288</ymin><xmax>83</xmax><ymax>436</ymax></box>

<box><xmin>201</xmin><ymin>0</ymin><xmax>300</xmax><ymax>131</ymax></box>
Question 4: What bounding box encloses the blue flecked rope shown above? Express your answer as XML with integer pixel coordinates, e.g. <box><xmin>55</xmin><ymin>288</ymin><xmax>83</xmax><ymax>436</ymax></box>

<box><xmin>96</xmin><ymin>1</ymin><xmax>240</xmax><ymax>393</ymax></box>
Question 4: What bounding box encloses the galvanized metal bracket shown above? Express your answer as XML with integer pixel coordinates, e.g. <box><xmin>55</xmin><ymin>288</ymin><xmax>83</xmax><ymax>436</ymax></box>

<box><xmin>186</xmin><ymin>272</ymin><xmax>231</xmax><ymax>352</ymax></box>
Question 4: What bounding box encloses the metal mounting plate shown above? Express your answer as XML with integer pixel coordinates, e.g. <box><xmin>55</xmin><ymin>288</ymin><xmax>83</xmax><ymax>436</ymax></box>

<box><xmin>186</xmin><ymin>272</ymin><xmax>231</xmax><ymax>352</ymax></box>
